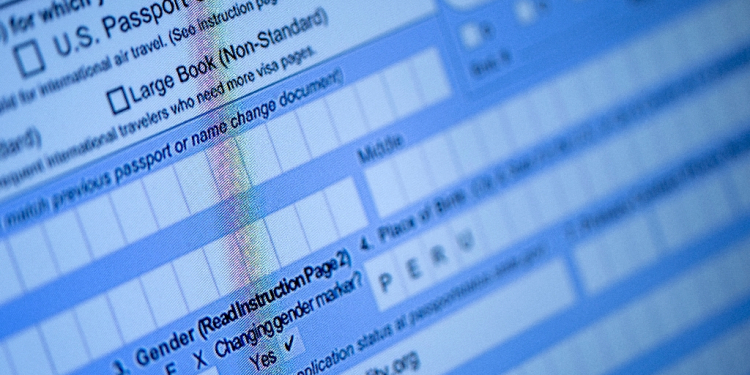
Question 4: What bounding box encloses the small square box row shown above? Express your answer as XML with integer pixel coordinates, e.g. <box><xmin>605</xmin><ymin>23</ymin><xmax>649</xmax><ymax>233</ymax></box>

<box><xmin>0</xmin><ymin>177</ymin><xmax>368</xmax><ymax>375</ymax></box>
<box><xmin>0</xmin><ymin>47</ymin><xmax>451</xmax><ymax>304</ymax></box>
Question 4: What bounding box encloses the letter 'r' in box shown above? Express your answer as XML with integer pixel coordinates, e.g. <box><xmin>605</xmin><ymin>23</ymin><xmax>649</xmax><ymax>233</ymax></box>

<box><xmin>107</xmin><ymin>86</ymin><xmax>130</xmax><ymax>115</ymax></box>
<box><xmin>13</xmin><ymin>39</ymin><xmax>45</xmax><ymax>78</ymax></box>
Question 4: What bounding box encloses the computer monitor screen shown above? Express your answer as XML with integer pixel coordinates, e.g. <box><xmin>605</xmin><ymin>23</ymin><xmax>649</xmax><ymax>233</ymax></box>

<box><xmin>0</xmin><ymin>0</ymin><xmax>749</xmax><ymax>374</ymax></box>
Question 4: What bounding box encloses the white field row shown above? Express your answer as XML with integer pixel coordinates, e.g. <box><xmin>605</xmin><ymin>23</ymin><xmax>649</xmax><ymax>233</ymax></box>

<box><xmin>0</xmin><ymin>47</ymin><xmax>449</xmax><ymax>305</ymax></box>
<box><xmin>0</xmin><ymin>177</ymin><xmax>366</xmax><ymax>375</ymax></box>
<box><xmin>367</xmin><ymin>57</ymin><xmax>750</xmax><ymax>269</ymax></box>
<box><xmin>364</xmin><ymin>205</ymin><xmax>493</xmax><ymax>311</ymax></box>
<box><xmin>575</xmin><ymin>153</ymin><xmax>750</xmax><ymax>294</ymax></box>
<box><xmin>503</xmin><ymin>236</ymin><xmax>750</xmax><ymax>375</ymax></box>
<box><xmin>345</xmin><ymin>260</ymin><xmax>576</xmax><ymax>374</ymax></box>
<box><xmin>366</xmin><ymin>0</ymin><xmax>750</xmax><ymax>218</ymax></box>
<box><xmin>656</xmin><ymin>319</ymin><xmax>750</xmax><ymax>375</ymax></box>
<box><xmin>364</xmin><ymin>141</ymin><xmax>749</xmax><ymax>312</ymax></box>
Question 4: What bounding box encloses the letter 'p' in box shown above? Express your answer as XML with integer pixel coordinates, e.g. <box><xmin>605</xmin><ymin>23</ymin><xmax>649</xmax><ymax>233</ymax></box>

<box><xmin>13</xmin><ymin>39</ymin><xmax>45</xmax><ymax>78</ymax></box>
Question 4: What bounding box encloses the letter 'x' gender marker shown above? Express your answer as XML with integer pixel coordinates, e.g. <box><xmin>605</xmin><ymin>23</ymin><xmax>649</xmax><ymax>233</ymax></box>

<box><xmin>193</xmin><ymin>350</ymin><xmax>208</xmax><ymax>369</ymax></box>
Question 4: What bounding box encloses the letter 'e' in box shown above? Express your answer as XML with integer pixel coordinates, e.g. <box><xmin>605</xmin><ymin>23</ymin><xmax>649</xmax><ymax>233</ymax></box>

<box><xmin>13</xmin><ymin>39</ymin><xmax>45</xmax><ymax>78</ymax></box>
<box><xmin>107</xmin><ymin>86</ymin><xmax>130</xmax><ymax>115</ymax></box>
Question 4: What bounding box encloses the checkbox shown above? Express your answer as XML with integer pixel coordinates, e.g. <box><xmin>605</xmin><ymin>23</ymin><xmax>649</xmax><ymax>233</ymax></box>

<box><xmin>106</xmin><ymin>86</ymin><xmax>130</xmax><ymax>115</ymax></box>
<box><xmin>13</xmin><ymin>39</ymin><xmax>45</xmax><ymax>78</ymax></box>
<box><xmin>460</xmin><ymin>23</ymin><xmax>483</xmax><ymax>50</ymax></box>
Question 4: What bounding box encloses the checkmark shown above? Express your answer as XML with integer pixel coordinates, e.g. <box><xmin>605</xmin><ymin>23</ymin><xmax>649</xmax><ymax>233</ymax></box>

<box><xmin>284</xmin><ymin>335</ymin><xmax>294</xmax><ymax>351</ymax></box>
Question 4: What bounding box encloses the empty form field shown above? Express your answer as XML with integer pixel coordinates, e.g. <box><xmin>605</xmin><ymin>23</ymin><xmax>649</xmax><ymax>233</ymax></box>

<box><xmin>264</xmin><ymin>205</ymin><xmax>310</xmax><ymax>266</ymax></box>
<box><xmin>267</xmin><ymin>112</ymin><xmax>312</xmax><ymax>171</ymax></box>
<box><xmin>393</xmin><ymin>147</ymin><xmax>435</xmax><ymax>202</ymax></box>
<box><xmin>421</xmin><ymin>135</ymin><xmax>462</xmax><ymax>189</ymax></box>
<box><xmin>575</xmin><ymin>214</ymin><xmax>660</xmax><ymax>293</ymax></box>
<box><xmin>235</xmin><ymin>124</ymin><xmax>282</xmax><ymax>185</ymax></box>
<box><xmin>295</xmin><ymin>192</ymin><xmax>339</xmax><ymax>251</ymax></box>
<box><xmin>8</xmin><ymin>226</ymin><xmax>57</xmax><ymax>290</ymax></box>
<box><xmin>142</xmin><ymin>166</ymin><xmax>190</xmax><ymax>228</ymax></box>
<box><xmin>109</xmin><ymin>181</ymin><xmax>158</xmax><ymax>243</ymax></box>
<box><xmin>324</xmin><ymin>178</ymin><xmax>368</xmax><ymax>237</ymax></box>
<box><xmin>296</xmin><ymin>99</ymin><xmax>340</xmax><ymax>158</ymax></box>
<box><xmin>410</xmin><ymin>48</ymin><xmax>452</xmax><ymax>106</ymax></box>
<box><xmin>77</xmin><ymin>195</ymin><xmax>125</xmax><ymax>258</ymax></box>
<box><xmin>39</xmin><ymin>312</ymin><xmax>89</xmax><ymax>374</ymax></box>
<box><xmin>326</xmin><ymin>86</ymin><xmax>369</xmax><ymax>143</ymax></box>
<box><xmin>233</xmin><ymin>220</ymin><xmax>279</xmax><ymax>278</ymax></box>
<box><xmin>108</xmin><ymin>280</ymin><xmax>156</xmax><ymax>343</ymax></box>
<box><xmin>365</xmin><ymin>161</ymin><xmax>408</xmax><ymax>217</ymax></box>
<box><xmin>505</xmin><ymin>237</ymin><xmax>750</xmax><ymax>375</ymax></box>
<box><xmin>205</xmin><ymin>139</ymin><xmax>252</xmax><ymax>199</ymax></box>
<box><xmin>140</xmin><ymin>264</ymin><xmax>188</xmax><ymax>327</ymax></box>
<box><xmin>382</xmin><ymin>59</ymin><xmax>423</xmax><ymax>118</ymax></box>
<box><xmin>657</xmin><ymin>320</ymin><xmax>750</xmax><ymax>375</ymax></box>
<box><xmin>5</xmin><ymin>328</ymin><xmax>54</xmax><ymax>375</ymax></box>
<box><xmin>0</xmin><ymin>242</ymin><xmax>23</xmax><ymax>304</ymax></box>
<box><xmin>347</xmin><ymin>261</ymin><xmax>575</xmax><ymax>374</ymax></box>
<box><xmin>355</xmin><ymin>74</ymin><xmax>395</xmax><ymax>130</ymax></box>
<box><xmin>43</xmin><ymin>211</ymin><xmax>91</xmax><ymax>274</ymax></box>
<box><xmin>654</xmin><ymin>175</ymin><xmax>734</xmax><ymax>251</ymax></box>
<box><xmin>172</xmin><ymin>249</ymin><xmax>219</xmax><ymax>311</ymax></box>
<box><xmin>173</xmin><ymin>151</ymin><xmax>221</xmax><ymax>214</ymax></box>
<box><xmin>74</xmin><ymin>295</ymin><xmax>122</xmax><ymax>359</ymax></box>
<box><xmin>0</xmin><ymin>343</ymin><xmax>13</xmax><ymax>375</ymax></box>
<box><xmin>204</xmin><ymin>234</ymin><xmax>250</xmax><ymax>296</ymax></box>
<box><xmin>447</xmin><ymin>121</ymin><xmax>488</xmax><ymax>176</ymax></box>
